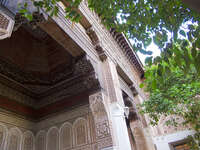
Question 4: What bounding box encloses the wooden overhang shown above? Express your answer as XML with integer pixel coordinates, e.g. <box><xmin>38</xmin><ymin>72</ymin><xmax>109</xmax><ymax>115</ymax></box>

<box><xmin>110</xmin><ymin>29</ymin><xmax>144</xmax><ymax>78</ymax></box>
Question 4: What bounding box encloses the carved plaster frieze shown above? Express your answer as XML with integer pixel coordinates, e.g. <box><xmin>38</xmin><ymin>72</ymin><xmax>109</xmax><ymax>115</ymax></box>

<box><xmin>89</xmin><ymin>92</ymin><xmax>112</xmax><ymax>145</ymax></box>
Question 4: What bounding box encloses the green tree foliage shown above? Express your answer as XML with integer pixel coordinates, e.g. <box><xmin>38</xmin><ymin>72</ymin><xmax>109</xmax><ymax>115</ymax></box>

<box><xmin>21</xmin><ymin>0</ymin><xmax>200</xmax><ymax>52</ymax></box>
<box><xmin>140</xmin><ymin>41</ymin><xmax>200</xmax><ymax>149</ymax></box>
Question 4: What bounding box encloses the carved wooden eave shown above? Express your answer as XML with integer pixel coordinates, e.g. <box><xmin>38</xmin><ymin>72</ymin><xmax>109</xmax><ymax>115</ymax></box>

<box><xmin>86</xmin><ymin>27</ymin><xmax>107</xmax><ymax>61</ymax></box>
<box><xmin>129</xmin><ymin>85</ymin><xmax>138</xmax><ymax>97</ymax></box>
<box><xmin>123</xmin><ymin>96</ymin><xmax>139</xmax><ymax>121</ymax></box>
<box><xmin>110</xmin><ymin>29</ymin><xmax>144</xmax><ymax>78</ymax></box>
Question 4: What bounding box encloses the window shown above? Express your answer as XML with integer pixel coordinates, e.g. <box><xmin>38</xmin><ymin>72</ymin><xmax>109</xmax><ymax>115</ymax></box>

<box><xmin>173</xmin><ymin>143</ymin><xmax>190</xmax><ymax>150</ymax></box>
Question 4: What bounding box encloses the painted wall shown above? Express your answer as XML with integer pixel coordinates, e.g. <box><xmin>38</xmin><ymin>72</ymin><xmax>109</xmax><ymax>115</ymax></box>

<box><xmin>153</xmin><ymin>130</ymin><xmax>195</xmax><ymax>150</ymax></box>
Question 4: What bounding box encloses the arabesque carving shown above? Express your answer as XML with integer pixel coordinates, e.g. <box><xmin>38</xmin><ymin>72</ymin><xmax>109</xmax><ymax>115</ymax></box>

<box><xmin>47</xmin><ymin>127</ymin><xmax>59</xmax><ymax>150</ymax></box>
<box><xmin>22</xmin><ymin>131</ymin><xmax>34</xmax><ymax>150</ymax></box>
<box><xmin>60</xmin><ymin>122</ymin><xmax>73</xmax><ymax>150</ymax></box>
<box><xmin>73</xmin><ymin>118</ymin><xmax>89</xmax><ymax>146</ymax></box>
<box><xmin>89</xmin><ymin>92</ymin><xmax>113</xmax><ymax>149</ymax></box>
<box><xmin>36</xmin><ymin>131</ymin><xmax>46</xmax><ymax>150</ymax></box>
<box><xmin>7</xmin><ymin>128</ymin><xmax>22</xmax><ymax>150</ymax></box>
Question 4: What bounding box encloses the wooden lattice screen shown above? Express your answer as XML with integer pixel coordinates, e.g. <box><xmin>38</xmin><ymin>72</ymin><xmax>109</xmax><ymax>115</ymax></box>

<box><xmin>0</xmin><ymin>12</ymin><xmax>9</xmax><ymax>36</ymax></box>
<box><xmin>0</xmin><ymin>10</ymin><xmax>14</xmax><ymax>39</ymax></box>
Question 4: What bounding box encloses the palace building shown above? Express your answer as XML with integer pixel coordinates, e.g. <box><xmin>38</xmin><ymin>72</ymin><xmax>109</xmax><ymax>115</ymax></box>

<box><xmin>0</xmin><ymin>0</ymin><xmax>191</xmax><ymax>150</ymax></box>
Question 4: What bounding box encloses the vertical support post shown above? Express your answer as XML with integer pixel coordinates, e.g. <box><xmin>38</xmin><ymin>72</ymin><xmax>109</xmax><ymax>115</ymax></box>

<box><xmin>89</xmin><ymin>91</ymin><xmax>114</xmax><ymax>150</ymax></box>
<box><xmin>99</xmin><ymin>58</ymin><xmax>132</xmax><ymax>150</ymax></box>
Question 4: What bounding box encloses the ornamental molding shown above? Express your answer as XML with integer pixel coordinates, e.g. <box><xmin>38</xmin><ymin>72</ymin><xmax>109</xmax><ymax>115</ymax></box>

<box><xmin>89</xmin><ymin>92</ymin><xmax>111</xmax><ymax>141</ymax></box>
<box><xmin>86</xmin><ymin>27</ymin><xmax>107</xmax><ymax>61</ymax></box>
<box><xmin>14</xmin><ymin>12</ymin><xmax>46</xmax><ymax>32</ymax></box>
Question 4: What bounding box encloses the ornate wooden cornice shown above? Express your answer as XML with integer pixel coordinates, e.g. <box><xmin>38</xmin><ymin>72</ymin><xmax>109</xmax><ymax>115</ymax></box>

<box><xmin>110</xmin><ymin>28</ymin><xmax>144</xmax><ymax>78</ymax></box>
<box><xmin>0</xmin><ymin>91</ymin><xmax>90</xmax><ymax>121</ymax></box>
<box><xmin>86</xmin><ymin>27</ymin><xmax>107</xmax><ymax>61</ymax></box>
<box><xmin>14</xmin><ymin>12</ymin><xmax>46</xmax><ymax>32</ymax></box>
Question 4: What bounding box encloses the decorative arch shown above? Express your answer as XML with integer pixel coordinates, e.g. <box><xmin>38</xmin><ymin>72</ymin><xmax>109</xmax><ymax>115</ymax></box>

<box><xmin>6</xmin><ymin>127</ymin><xmax>22</xmax><ymax>150</ymax></box>
<box><xmin>47</xmin><ymin>127</ymin><xmax>59</xmax><ymax>150</ymax></box>
<box><xmin>73</xmin><ymin>118</ymin><xmax>89</xmax><ymax>146</ymax></box>
<box><xmin>22</xmin><ymin>131</ymin><xmax>34</xmax><ymax>150</ymax></box>
<box><xmin>35</xmin><ymin>130</ymin><xmax>46</xmax><ymax>150</ymax></box>
<box><xmin>59</xmin><ymin>122</ymin><xmax>73</xmax><ymax>150</ymax></box>
<box><xmin>0</xmin><ymin>123</ymin><xmax>8</xmax><ymax>150</ymax></box>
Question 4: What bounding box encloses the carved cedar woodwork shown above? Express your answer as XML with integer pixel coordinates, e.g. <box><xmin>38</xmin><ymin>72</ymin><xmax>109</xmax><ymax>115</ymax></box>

<box><xmin>86</xmin><ymin>27</ymin><xmax>107</xmax><ymax>61</ymax></box>
<box><xmin>129</xmin><ymin>85</ymin><xmax>138</xmax><ymax>96</ymax></box>
<box><xmin>123</xmin><ymin>96</ymin><xmax>139</xmax><ymax>121</ymax></box>
<box><xmin>14</xmin><ymin>12</ymin><xmax>46</xmax><ymax>32</ymax></box>
<box><xmin>110</xmin><ymin>28</ymin><xmax>144</xmax><ymax>77</ymax></box>
<box><xmin>0</xmin><ymin>23</ymin><xmax>100</xmax><ymax>116</ymax></box>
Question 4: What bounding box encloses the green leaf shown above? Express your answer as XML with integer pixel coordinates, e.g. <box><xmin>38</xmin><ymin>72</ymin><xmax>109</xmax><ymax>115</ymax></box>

<box><xmin>179</xmin><ymin>30</ymin><xmax>186</xmax><ymax>37</ymax></box>
<box><xmin>139</xmin><ymin>83</ymin><xmax>145</xmax><ymax>88</ymax></box>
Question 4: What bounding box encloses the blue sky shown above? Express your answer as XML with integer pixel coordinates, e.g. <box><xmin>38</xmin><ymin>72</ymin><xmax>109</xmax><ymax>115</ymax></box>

<box><xmin>137</xmin><ymin>43</ymin><xmax>161</xmax><ymax>65</ymax></box>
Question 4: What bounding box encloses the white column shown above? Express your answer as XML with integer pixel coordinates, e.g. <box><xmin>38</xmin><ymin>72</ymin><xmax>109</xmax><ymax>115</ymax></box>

<box><xmin>111</xmin><ymin>103</ymin><xmax>132</xmax><ymax>150</ymax></box>
<box><xmin>99</xmin><ymin>58</ymin><xmax>132</xmax><ymax>150</ymax></box>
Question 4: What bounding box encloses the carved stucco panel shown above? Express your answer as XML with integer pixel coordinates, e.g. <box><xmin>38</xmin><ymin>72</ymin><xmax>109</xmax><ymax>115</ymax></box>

<box><xmin>0</xmin><ymin>123</ymin><xmax>7</xmax><ymax>150</ymax></box>
<box><xmin>22</xmin><ymin>131</ymin><xmax>34</xmax><ymax>150</ymax></box>
<box><xmin>89</xmin><ymin>92</ymin><xmax>113</xmax><ymax>149</ymax></box>
<box><xmin>36</xmin><ymin>130</ymin><xmax>46</xmax><ymax>150</ymax></box>
<box><xmin>6</xmin><ymin>127</ymin><xmax>22</xmax><ymax>150</ymax></box>
<box><xmin>89</xmin><ymin>92</ymin><xmax>111</xmax><ymax>139</ymax></box>
<box><xmin>60</xmin><ymin>122</ymin><xmax>73</xmax><ymax>150</ymax></box>
<box><xmin>47</xmin><ymin>127</ymin><xmax>59</xmax><ymax>150</ymax></box>
<box><xmin>73</xmin><ymin>118</ymin><xmax>89</xmax><ymax>147</ymax></box>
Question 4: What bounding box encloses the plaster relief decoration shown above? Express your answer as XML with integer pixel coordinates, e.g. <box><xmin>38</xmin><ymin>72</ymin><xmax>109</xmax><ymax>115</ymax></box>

<box><xmin>22</xmin><ymin>131</ymin><xmax>34</xmax><ymax>150</ymax></box>
<box><xmin>47</xmin><ymin>127</ymin><xmax>59</xmax><ymax>150</ymax></box>
<box><xmin>0</xmin><ymin>124</ymin><xmax>7</xmax><ymax>150</ymax></box>
<box><xmin>60</xmin><ymin>122</ymin><xmax>73</xmax><ymax>150</ymax></box>
<box><xmin>7</xmin><ymin>127</ymin><xmax>22</xmax><ymax>150</ymax></box>
<box><xmin>89</xmin><ymin>92</ymin><xmax>110</xmax><ymax>139</ymax></box>
<box><xmin>73</xmin><ymin>118</ymin><xmax>89</xmax><ymax>146</ymax></box>
<box><xmin>36</xmin><ymin>131</ymin><xmax>46</xmax><ymax>150</ymax></box>
<box><xmin>89</xmin><ymin>92</ymin><xmax>113</xmax><ymax>149</ymax></box>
